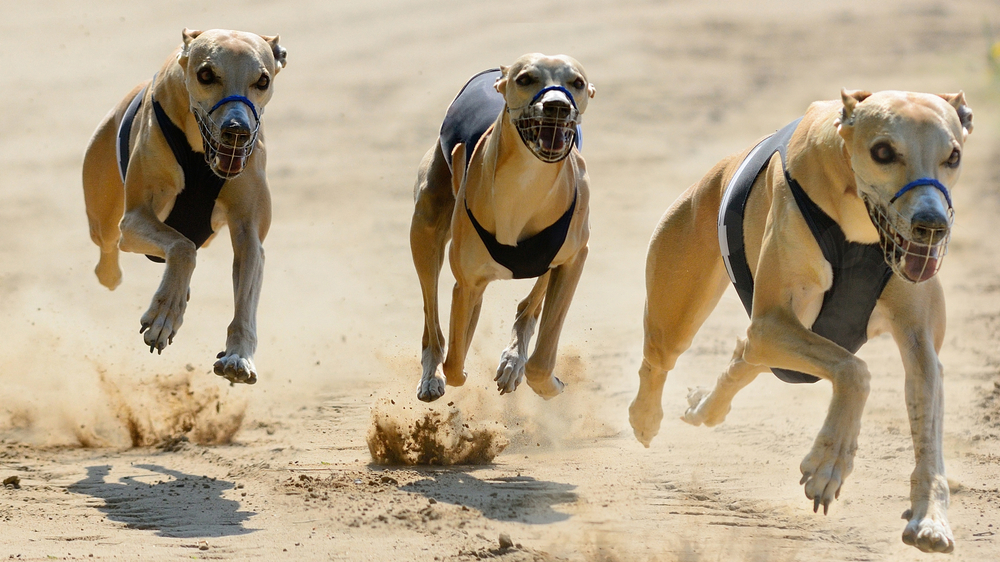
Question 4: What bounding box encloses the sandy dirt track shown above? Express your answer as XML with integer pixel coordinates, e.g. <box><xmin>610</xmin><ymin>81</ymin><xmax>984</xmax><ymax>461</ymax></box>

<box><xmin>2</xmin><ymin>0</ymin><xmax>1000</xmax><ymax>560</ymax></box>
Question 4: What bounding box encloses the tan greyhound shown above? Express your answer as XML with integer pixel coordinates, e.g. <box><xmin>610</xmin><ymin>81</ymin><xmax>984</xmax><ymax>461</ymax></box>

<box><xmin>409</xmin><ymin>54</ymin><xmax>595</xmax><ymax>402</ymax></box>
<box><xmin>82</xmin><ymin>29</ymin><xmax>286</xmax><ymax>385</ymax></box>
<box><xmin>629</xmin><ymin>90</ymin><xmax>972</xmax><ymax>553</ymax></box>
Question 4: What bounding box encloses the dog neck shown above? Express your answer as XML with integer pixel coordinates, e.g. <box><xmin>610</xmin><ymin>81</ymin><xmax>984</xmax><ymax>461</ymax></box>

<box><xmin>785</xmin><ymin>105</ymin><xmax>879</xmax><ymax>244</ymax></box>
<box><xmin>468</xmin><ymin>114</ymin><xmax>577</xmax><ymax>247</ymax></box>
<box><xmin>152</xmin><ymin>52</ymin><xmax>205</xmax><ymax>155</ymax></box>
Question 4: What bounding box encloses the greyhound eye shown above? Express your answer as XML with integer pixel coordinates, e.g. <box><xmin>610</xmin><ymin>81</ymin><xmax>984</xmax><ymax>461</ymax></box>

<box><xmin>572</xmin><ymin>78</ymin><xmax>586</xmax><ymax>90</ymax></box>
<box><xmin>196</xmin><ymin>68</ymin><xmax>216</xmax><ymax>85</ymax></box>
<box><xmin>870</xmin><ymin>142</ymin><xmax>896</xmax><ymax>165</ymax></box>
<box><xmin>945</xmin><ymin>148</ymin><xmax>961</xmax><ymax>168</ymax></box>
<box><xmin>255</xmin><ymin>74</ymin><xmax>270</xmax><ymax>90</ymax></box>
<box><xmin>515</xmin><ymin>73</ymin><xmax>535</xmax><ymax>87</ymax></box>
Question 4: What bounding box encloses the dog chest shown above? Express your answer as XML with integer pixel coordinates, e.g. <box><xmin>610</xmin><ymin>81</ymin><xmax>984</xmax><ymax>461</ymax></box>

<box><xmin>719</xmin><ymin>118</ymin><xmax>892</xmax><ymax>384</ymax></box>
<box><xmin>117</xmin><ymin>86</ymin><xmax>227</xmax><ymax>263</ymax></box>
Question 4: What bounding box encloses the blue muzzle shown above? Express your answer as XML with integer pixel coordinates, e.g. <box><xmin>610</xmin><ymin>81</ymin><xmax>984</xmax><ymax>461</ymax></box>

<box><xmin>193</xmin><ymin>95</ymin><xmax>261</xmax><ymax>179</ymax></box>
<box><xmin>508</xmin><ymin>86</ymin><xmax>581</xmax><ymax>163</ymax></box>
<box><xmin>865</xmin><ymin>177</ymin><xmax>955</xmax><ymax>283</ymax></box>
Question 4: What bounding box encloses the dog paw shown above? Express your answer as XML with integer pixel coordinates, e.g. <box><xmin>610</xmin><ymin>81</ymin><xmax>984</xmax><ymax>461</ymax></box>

<box><xmin>902</xmin><ymin>507</ymin><xmax>954</xmax><ymax>553</ymax></box>
<box><xmin>628</xmin><ymin>394</ymin><xmax>663</xmax><ymax>447</ymax></box>
<box><xmin>495</xmin><ymin>350</ymin><xmax>526</xmax><ymax>395</ymax></box>
<box><xmin>417</xmin><ymin>372</ymin><xmax>446</xmax><ymax>402</ymax></box>
<box><xmin>799</xmin><ymin>432</ymin><xmax>857</xmax><ymax>514</ymax></box>
<box><xmin>95</xmin><ymin>257</ymin><xmax>122</xmax><ymax>290</ymax></box>
<box><xmin>139</xmin><ymin>290</ymin><xmax>188</xmax><ymax>353</ymax></box>
<box><xmin>214</xmin><ymin>353</ymin><xmax>257</xmax><ymax>385</ymax></box>
<box><xmin>681</xmin><ymin>387</ymin><xmax>730</xmax><ymax>427</ymax></box>
<box><xmin>441</xmin><ymin>362</ymin><xmax>468</xmax><ymax>387</ymax></box>
<box><xmin>526</xmin><ymin>374</ymin><xmax>565</xmax><ymax>400</ymax></box>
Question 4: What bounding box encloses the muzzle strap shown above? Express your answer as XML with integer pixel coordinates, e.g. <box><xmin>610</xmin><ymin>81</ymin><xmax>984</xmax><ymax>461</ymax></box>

<box><xmin>889</xmin><ymin>177</ymin><xmax>953</xmax><ymax>208</ymax></box>
<box><xmin>207</xmin><ymin>95</ymin><xmax>260</xmax><ymax>122</ymax></box>
<box><xmin>527</xmin><ymin>85</ymin><xmax>578</xmax><ymax>109</ymax></box>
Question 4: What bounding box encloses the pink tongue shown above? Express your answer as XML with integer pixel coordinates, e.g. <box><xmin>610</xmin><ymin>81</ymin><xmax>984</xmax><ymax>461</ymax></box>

<box><xmin>539</xmin><ymin>126</ymin><xmax>565</xmax><ymax>152</ymax></box>
<box><xmin>901</xmin><ymin>254</ymin><xmax>939</xmax><ymax>283</ymax></box>
<box><xmin>217</xmin><ymin>153</ymin><xmax>245</xmax><ymax>175</ymax></box>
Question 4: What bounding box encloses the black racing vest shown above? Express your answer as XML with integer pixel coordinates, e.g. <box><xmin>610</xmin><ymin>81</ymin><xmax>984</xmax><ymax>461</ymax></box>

<box><xmin>440</xmin><ymin>69</ymin><xmax>582</xmax><ymax>280</ymax></box>
<box><xmin>718</xmin><ymin>118</ymin><xmax>893</xmax><ymax>384</ymax></box>
<box><xmin>117</xmin><ymin>85</ymin><xmax>226</xmax><ymax>263</ymax></box>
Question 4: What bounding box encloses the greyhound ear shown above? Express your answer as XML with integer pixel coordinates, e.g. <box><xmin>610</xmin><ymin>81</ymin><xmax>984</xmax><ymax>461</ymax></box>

<box><xmin>261</xmin><ymin>34</ymin><xmax>288</xmax><ymax>71</ymax></box>
<box><xmin>939</xmin><ymin>91</ymin><xmax>973</xmax><ymax>135</ymax></box>
<box><xmin>588</xmin><ymin>83</ymin><xmax>596</xmax><ymax>99</ymax></box>
<box><xmin>178</xmin><ymin>28</ymin><xmax>203</xmax><ymax>67</ymax></box>
<box><xmin>838</xmin><ymin>88</ymin><xmax>872</xmax><ymax>125</ymax></box>
<box><xmin>495</xmin><ymin>65</ymin><xmax>509</xmax><ymax>96</ymax></box>
<box><xmin>182</xmin><ymin>28</ymin><xmax>203</xmax><ymax>46</ymax></box>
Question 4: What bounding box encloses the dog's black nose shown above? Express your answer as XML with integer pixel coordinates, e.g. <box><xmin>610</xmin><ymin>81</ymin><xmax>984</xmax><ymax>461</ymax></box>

<box><xmin>221</xmin><ymin>118</ymin><xmax>251</xmax><ymax>144</ymax></box>
<box><xmin>542</xmin><ymin>99</ymin><xmax>572</xmax><ymax>120</ymax></box>
<box><xmin>910</xmin><ymin>209</ymin><xmax>950</xmax><ymax>245</ymax></box>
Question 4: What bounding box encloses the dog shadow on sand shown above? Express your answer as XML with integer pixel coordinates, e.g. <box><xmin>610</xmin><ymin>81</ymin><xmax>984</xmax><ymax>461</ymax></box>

<box><xmin>401</xmin><ymin>469</ymin><xmax>578</xmax><ymax>524</ymax></box>
<box><xmin>69</xmin><ymin>464</ymin><xmax>255</xmax><ymax>538</ymax></box>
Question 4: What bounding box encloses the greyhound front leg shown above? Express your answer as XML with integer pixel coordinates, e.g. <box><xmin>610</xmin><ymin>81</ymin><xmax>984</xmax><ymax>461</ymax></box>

<box><xmin>901</xmin><ymin>361</ymin><xmax>953</xmax><ymax>552</ymax></box>
<box><xmin>495</xmin><ymin>274</ymin><xmax>547</xmax><ymax>395</ymax></box>
<box><xmin>524</xmin><ymin>247</ymin><xmax>588</xmax><ymax>399</ymax></box>
<box><xmin>213</xmin><ymin>223</ymin><xmax>264</xmax><ymax>385</ymax></box>
<box><xmin>899</xmin><ymin>343</ymin><xmax>953</xmax><ymax>552</ymax></box>
<box><xmin>440</xmin><ymin>280</ymin><xmax>488</xmax><ymax>391</ymax></box>
<box><xmin>742</xmin><ymin>309</ymin><xmax>870</xmax><ymax>515</ymax></box>
<box><xmin>120</xmin><ymin>208</ymin><xmax>197</xmax><ymax>354</ymax></box>
<box><xmin>875</xmin><ymin>279</ymin><xmax>954</xmax><ymax>552</ymax></box>
<box><xmin>798</xmin><ymin>371</ymin><xmax>869</xmax><ymax>514</ymax></box>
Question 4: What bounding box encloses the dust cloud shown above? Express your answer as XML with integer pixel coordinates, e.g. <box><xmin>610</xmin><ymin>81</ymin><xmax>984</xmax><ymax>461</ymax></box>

<box><xmin>97</xmin><ymin>370</ymin><xmax>247</xmax><ymax>447</ymax></box>
<box><xmin>368</xmin><ymin>347</ymin><xmax>621</xmax><ymax>465</ymax></box>
<box><xmin>367</xmin><ymin>396</ymin><xmax>509</xmax><ymax>465</ymax></box>
<box><xmin>0</xmin><ymin>366</ymin><xmax>247</xmax><ymax>448</ymax></box>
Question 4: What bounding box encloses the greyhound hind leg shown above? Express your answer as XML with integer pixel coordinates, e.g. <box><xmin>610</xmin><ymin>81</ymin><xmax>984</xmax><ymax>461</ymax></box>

<box><xmin>82</xmin><ymin>114</ymin><xmax>125</xmax><ymax>290</ymax></box>
<box><xmin>629</xmin><ymin>191</ymin><xmax>731</xmax><ymax>446</ymax></box>
<box><xmin>411</xmin><ymin>143</ymin><xmax>456</xmax><ymax>402</ymax></box>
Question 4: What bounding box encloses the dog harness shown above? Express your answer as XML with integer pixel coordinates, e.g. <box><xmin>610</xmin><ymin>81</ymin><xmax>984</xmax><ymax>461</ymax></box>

<box><xmin>718</xmin><ymin>118</ymin><xmax>893</xmax><ymax>384</ymax></box>
<box><xmin>117</xmin><ymin>81</ymin><xmax>227</xmax><ymax>264</ymax></box>
<box><xmin>439</xmin><ymin>69</ymin><xmax>582</xmax><ymax>279</ymax></box>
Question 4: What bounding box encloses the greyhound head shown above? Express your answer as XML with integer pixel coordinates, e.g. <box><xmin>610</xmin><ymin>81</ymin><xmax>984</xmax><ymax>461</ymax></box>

<box><xmin>495</xmin><ymin>54</ymin><xmax>596</xmax><ymax>163</ymax></box>
<box><xmin>836</xmin><ymin>89</ymin><xmax>973</xmax><ymax>283</ymax></box>
<box><xmin>177</xmin><ymin>29</ymin><xmax>287</xmax><ymax>179</ymax></box>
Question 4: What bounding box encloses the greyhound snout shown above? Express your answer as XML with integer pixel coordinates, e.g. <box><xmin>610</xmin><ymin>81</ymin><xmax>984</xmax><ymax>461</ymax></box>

<box><xmin>194</xmin><ymin>96</ymin><xmax>262</xmax><ymax>179</ymax></box>
<box><xmin>910</xmin><ymin>208</ymin><xmax>950</xmax><ymax>245</ymax></box>
<box><xmin>220</xmin><ymin>115</ymin><xmax>252</xmax><ymax>145</ymax></box>
<box><xmin>216</xmin><ymin>105</ymin><xmax>255</xmax><ymax>138</ymax></box>
<box><xmin>868</xmin><ymin>182</ymin><xmax>954</xmax><ymax>283</ymax></box>
<box><xmin>904</xmin><ymin>187</ymin><xmax>952</xmax><ymax>245</ymax></box>
<box><xmin>539</xmin><ymin>91</ymin><xmax>573</xmax><ymax>120</ymax></box>
<box><xmin>510</xmin><ymin>86</ymin><xmax>580</xmax><ymax>163</ymax></box>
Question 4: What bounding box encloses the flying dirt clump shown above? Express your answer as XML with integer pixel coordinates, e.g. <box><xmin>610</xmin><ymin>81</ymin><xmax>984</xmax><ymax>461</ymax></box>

<box><xmin>98</xmin><ymin>370</ymin><xmax>247</xmax><ymax>448</ymax></box>
<box><xmin>367</xmin><ymin>397</ymin><xmax>508</xmax><ymax>465</ymax></box>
